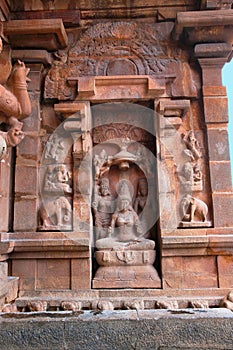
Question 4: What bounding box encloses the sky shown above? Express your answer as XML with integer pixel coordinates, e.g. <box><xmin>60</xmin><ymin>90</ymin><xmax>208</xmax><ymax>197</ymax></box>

<box><xmin>222</xmin><ymin>61</ymin><xmax>233</xmax><ymax>179</ymax></box>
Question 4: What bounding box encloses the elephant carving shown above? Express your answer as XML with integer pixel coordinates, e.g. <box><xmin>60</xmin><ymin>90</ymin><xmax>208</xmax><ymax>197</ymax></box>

<box><xmin>180</xmin><ymin>194</ymin><xmax>208</xmax><ymax>223</ymax></box>
<box><xmin>40</xmin><ymin>196</ymin><xmax>72</xmax><ymax>229</ymax></box>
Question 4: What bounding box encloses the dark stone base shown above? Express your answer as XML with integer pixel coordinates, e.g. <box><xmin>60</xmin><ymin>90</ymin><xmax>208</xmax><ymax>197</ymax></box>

<box><xmin>0</xmin><ymin>309</ymin><xmax>232</xmax><ymax>349</ymax></box>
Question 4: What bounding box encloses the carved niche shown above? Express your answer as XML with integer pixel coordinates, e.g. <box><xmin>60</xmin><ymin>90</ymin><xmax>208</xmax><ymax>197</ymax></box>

<box><xmin>44</xmin><ymin>21</ymin><xmax>199</xmax><ymax>101</ymax></box>
<box><xmin>91</xmin><ymin>106</ymin><xmax>161</xmax><ymax>288</ymax></box>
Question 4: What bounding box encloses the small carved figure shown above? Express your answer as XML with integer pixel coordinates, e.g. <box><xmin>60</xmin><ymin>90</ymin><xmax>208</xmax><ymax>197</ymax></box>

<box><xmin>180</xmin><ymin>194</ymin><xmax>208</xmax><ymax>223</ymax></box>
<box><xmin>178</xmin><ymin>162</ymin><xmax>193</xmax><ymax>192</ymax></box>
<box><xmin>61</xmin><ymin>301</ymin><xmax>82</xmax><ymax>312</ymax></box>
<box><xmin>40</xmin><ymin>196</ymin><xmax>72</xmax><ymax>228</ymax></box>
<box><xmin>92</xmin><ymin>177</ymin><xmax>115</xmax><ymax>240</ymax></box>
<box><xmin>189</xmin><ymin>300</ymin><xmax>209</xmax><ymax>309</ymax></box>
<box><xmin>137</xmin><ymin>147</ymin><xmax>154</xmax><ymax>177</ymax></box>
<box><xmin>45</xmin><ymin>134</ymin><xmax>64</xmax><ymax>161</ymax></box>
<box><xmin>44</xmin><ymin>164</ymin><xmax>72</xmax><ymax>193</ymax></box>
<box><xmin>1</xmin><ymin>303</ymin><xmax>18</xmax><ymax>313</ymax></box>
<box><xmin>155</xmin><ymin>300</ymin><xmax>179</xmax><ymax>309</ymax></box>
<box><xmin>193</xmin><ymin>163</ymin><xmax>202</xmax><ymax>191</ymax></box>
<box><xmin>93</xmin><ymin>149</ymin><xmax>108</xmax><ymax>180</ymax></box>
<box><xmin>27</xmin><ymin>301</ymin><xmax>48</xmax><ymax>312</ymax></box>
<box><xmin>182</xmin><ymin>130</ymin><xmax>202</xmax><ymax>161</ymax></box>
<box><xmin>54</xmin><ymin>164</ymin><xmax>72</xmax><ymax>193</ymax></box>
<box><xmin>134</xmin><ymin>178</ymin><xmax>148</xmax><ymax>215</ymax></box>
<box><xmin>124</xmin><ymin>300</ymin><xmax>144</xmax><ymax>310</ymax></box>
<box><xmin>220</xmin><ymin>291</ymin><xmax>233</xmax><ymax>311</ymax></box>
<box><xmin>96</xmin><ymin>181</ymin><xmax>155</xmax><ymax>251</ymax></box>
<box><xmin>92</xmin><ymin>300</ymin><xmax>114</xmax><ymax>311</ymax></box>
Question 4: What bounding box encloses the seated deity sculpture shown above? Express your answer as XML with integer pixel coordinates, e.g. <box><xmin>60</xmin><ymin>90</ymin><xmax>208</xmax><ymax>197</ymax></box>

<box><xmin>96</xmin><ymin>180</ymin><xmax>155</xmax><ymax>251</ymax></box>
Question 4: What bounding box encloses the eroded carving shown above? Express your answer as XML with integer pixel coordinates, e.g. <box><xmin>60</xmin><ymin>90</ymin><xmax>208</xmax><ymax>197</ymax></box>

<box><xmin>93</xmin><ymin>149</ymin><xmax>108</xmax><ymax>180</ymax></box>
<box><xmin>92</xmin><ymin>300</ymin><xmax>114</xmax><ymax>311</ymax></box>
<box><xmin>0</xmin><ymin>54</ymin><xmax>31</xmax><ymax>160</ymax></box>
<box><xmin>124</xmin><ymin>300</ymin><xmax>144</xmax><ymax>310</ymax></box>
<box><xmin>93</xmin><ymin>124</ymin><xmax>155</xmax><ymax>150</ymax></box>
<box><xmin>182</xmin><ymin>131</ymin><xmax>201</xmax><ymax>161</ymax></box>
<box><xmin>45</xmin><ymin>134</ymin><xmax>65</xmax><ymax>161</ymax></box>
<box><xmin>178</xmin><ymin>131</ymin><xmax>203</xmax><ymax>192</ymax></box>
<box><xmin>39</xmin><ymin>196</ymin><xmax>72</xmax><ymax>230</ymax></box>
<box><xmin>189</xmin><ymin>300</ymin><xmax>209</xmax><ymax>308</ymax></box>
<box><xmin>27</xmin><ymin>301</ymin><xmax>48</xmax><ymax>312</ymax></box>
<box><xmin>220</xmin><ymin>291</ymin><xmax>233</xmax><ymax>311</ymax></box>
<box><xmin>44</xmin><ymin>164</ymin><xmax>72</xmax><ymax>194</ymax></box>
<box><xmin>155</xmin><ymin>300</ymin><xmax>179</xmax><ymax>309</ymax></box>
<box><xmin>44</xmin><ymin>21</ymin><xmax>197</xmax><ymax>101</ymax></box>
<box><xmin>179</xmin><ymin>194</ymin><xmax>211</xmax><ymax>227</ymax></box>
<box><xmin>61</xmin><ymin>301</ymin><xmax>82</xmax><ymax>312</ymax></box>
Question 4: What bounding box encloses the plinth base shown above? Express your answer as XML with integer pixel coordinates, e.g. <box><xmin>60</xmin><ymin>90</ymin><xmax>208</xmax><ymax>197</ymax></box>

<box><xmin>93</xmin><ymin>265</ymin><xmax>161</xmax><ymax>289</ymax></box>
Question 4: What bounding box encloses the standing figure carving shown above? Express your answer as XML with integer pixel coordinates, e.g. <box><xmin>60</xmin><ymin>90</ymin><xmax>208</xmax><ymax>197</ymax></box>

<box><xmin>178</xmin><ymin>130</ymin><xmax>203</xmax><ymax>192</ymax></box>
<box><xmin>92</xmin><ymin>177</ymin><xmax>115</xmax><ymax>240</ymax></box>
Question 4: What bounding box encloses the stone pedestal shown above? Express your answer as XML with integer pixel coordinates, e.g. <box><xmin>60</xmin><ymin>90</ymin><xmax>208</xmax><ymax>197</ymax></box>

<box><xmin>93</xmin><ymin>250</ymin><xmax>161</xmax><ymax>288</ymax></box>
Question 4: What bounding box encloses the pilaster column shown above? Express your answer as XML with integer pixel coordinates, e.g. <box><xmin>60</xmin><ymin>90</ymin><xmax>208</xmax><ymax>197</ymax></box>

<box><xmin>195</xmin><ymin>43</ymin><xmax>233</xmax><ymax>228</ymax></box>
<box><xmin>13</xmin><ymin>63</ymin><xmax>43</xmax><ymax>232</ymax></box>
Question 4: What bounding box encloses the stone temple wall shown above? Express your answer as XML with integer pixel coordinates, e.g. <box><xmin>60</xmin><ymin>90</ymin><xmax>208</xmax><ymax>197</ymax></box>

<box><xmin>0</xmin><ymin>0</ymin><xmax>233</xmax><ymax>317</ymax></box>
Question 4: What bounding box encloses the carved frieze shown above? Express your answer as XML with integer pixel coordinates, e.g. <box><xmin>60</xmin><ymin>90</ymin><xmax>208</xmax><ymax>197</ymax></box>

<box><xmin>92</xmin><ymin>123</ymin><xmax>155</xmax><ymax>150</ymax></box>
<box><xmin>44</xmin><ymin>21</ymin><xmax>199</xmax><ymax>101</ymax></box>
<box><xmin>178</xmin><ymin>130</ymin><xmax>203</xmax><ymax>192</ymax></box>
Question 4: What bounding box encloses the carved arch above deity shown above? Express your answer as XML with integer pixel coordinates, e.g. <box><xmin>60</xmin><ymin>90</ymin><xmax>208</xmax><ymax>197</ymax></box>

<box><xmin>44</xmin><ymin>21</ymin><xmax>200</xmax><ymax>100</ymax></box>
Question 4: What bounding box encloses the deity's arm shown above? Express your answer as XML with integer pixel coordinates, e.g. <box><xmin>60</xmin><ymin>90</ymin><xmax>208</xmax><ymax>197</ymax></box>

<box><xmin>108</xmin><ymin>213</ymin><xmax>117</xmax><ymax>236</ymax></box>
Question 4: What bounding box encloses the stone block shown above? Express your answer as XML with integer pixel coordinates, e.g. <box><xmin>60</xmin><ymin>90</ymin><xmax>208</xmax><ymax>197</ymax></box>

<box><xmin>12</xmin><ymin>259</ymin><xmax>36</xmax><ymax>291</ymax></box>
<box><xmin>37</xmin><ymin>259</ymin><xmax>70</xmax><ymax>290</ymax></box>
<box><xmin>204</xmin><ymin>96</ymin><xmax>228</xmax><ymax>123</ymax></box>
<box><xmin>5</xmin><ymin>277</ymin><xmax>19</xmax><ymax>303</ymax></box>
<box><xmin>218</xmin><ymin>255</ymin><xmax>233</xmax><ymax>288</ymax></box>
<box><xmin>13</xmin><ymin>199</ymin><xmax>37</xmax><ymax>231</ymax></box>
<box><xmin>0</xmin><ymin>161</ymin><xmax>10</xmax><ymax>196</ymax></box>
<box><xmin>209</xmin><ymin>161</ymin><xmax>233</xmax><ymax>192</ymax></box>
<box><xmin>0</xmin><ymin>262</ymin><xmax>7</xmax><ymax>280</ymax></box>
<box><xmin>163</xmin><ymin>256</ymin><xmax>218</xmax><ymax>289</ymax></box>
<box><xmin>207</xmin><ymin>128</ymin><xmax>230</xmax><ymax>161</ymax></box>
<box><xmin>22</xmin><ymin>99</ymin><xmax>41</xmax><ymax>132</ymax></box>
<box><xmin>0</xmin><ymin>197</ymin><xmax>9</xmax><ymax>232</ymax></box>
<box><xmin>17</xmin><ymin>135</ymin><xmax>40</xmax><ymax>159</ymax></box>
<box><xmin>71</xmin><ymin>258</ymin><xmax>91</xmax><ymax>290</ymax></box>
<box><xmin>203</xmin><ymin>85</ymin><xmax>227</xmax><ymax>96</ymax></box>
<box><xmin>213</xmin><ymin>193</ymin><xmax>233</xmax><ymax>228</ymax></box>
<box><xmin>15</xmin><ymin>165</ymin><xmax>38</xmax><ymax>194</ymax></box>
